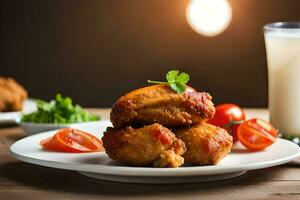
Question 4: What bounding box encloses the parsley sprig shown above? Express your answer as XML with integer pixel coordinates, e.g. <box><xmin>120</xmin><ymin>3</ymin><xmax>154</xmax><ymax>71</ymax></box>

<box><xmin>147</xmin><ymin>70</ymin><xmax>190</xmax><ymax>93</ymax></box>
<box><xmin>21</xmin><ymin>94</ymin><xmax>100</xmax><ymax>124</ymax></box>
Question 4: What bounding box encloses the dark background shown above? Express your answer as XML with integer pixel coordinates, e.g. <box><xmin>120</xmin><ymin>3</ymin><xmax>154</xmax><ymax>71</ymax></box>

<box><xmin>1</xmin><ymin>0</ymin><xmax>299</xmax><ymax>107</ymax></box>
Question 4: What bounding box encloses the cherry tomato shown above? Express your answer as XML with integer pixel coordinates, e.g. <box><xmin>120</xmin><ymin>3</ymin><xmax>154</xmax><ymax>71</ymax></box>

<box><xmin>40</xmin><ymin>128</ymin><xmax>104</xmax><ymax>153</ymax></box>
<box><xmin>237</xmin><ymin>118</ymin><xmax>277</xmax><ymax>151</ymax></box>
<box><xmin>208</xmin><ymin>104</ymin><xmax>245</xmax><ymax>142</ymax></box>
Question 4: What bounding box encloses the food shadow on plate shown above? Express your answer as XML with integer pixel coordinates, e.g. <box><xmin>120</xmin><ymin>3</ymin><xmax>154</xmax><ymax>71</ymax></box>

<box><xmin>231</xmin><ymin>148</ymin><xmax>253</xmax><ymax>153</ymax></box>
<box><xmin>81</xmin><ymin>158</ymin><xmax>171</xmax><ymax>167</ymax></box>
<box><xmin>231</xmin><ymin>146</ymin><xmax>269</xmax><ymax>154</ymax></box>
<box><xmin>82</xmin><ymin>158</ymin><xmax>233</xmax><ymax>168</ymax></box>
<box><xmin>104</xmin><ymin>160</ymin><xmax>207</xmax><ymax>167</ymax></box>
<box><xmin>66</xmin><ymin>152</ymin><xmax>109</xmax><ymax>165</ymax></box>
<box><xmin>231</xmin><ymin>142</ymin><xmax>258</xmax><ymax>153</ymax></box>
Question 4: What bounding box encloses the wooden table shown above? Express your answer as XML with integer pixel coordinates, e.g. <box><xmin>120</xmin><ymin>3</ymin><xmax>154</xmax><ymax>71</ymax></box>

<box><xmin>1</xmin><ymin>108</ymin><xmax>300</xmax><ymax>200</ymax></box>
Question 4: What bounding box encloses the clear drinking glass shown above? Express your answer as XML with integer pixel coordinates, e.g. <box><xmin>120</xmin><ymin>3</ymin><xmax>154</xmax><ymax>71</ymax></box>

<box><xmin>264</xmin><ymin>22</ymin><xmax>300</xmax><ymax>136</ymax></box>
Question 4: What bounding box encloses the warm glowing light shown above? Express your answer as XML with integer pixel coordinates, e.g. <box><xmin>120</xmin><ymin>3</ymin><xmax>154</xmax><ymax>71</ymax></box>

<box><xmin>186</xmin><ymin>0</ymin><xmax>232</xmax><ymax>37</ymax></box>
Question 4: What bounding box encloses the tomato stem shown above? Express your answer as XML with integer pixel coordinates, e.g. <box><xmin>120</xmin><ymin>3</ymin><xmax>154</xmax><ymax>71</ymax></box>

<box><xmin>224</xmin><ymin>120</ymin><xmax>244</xmax><ymax>129</ymax></box>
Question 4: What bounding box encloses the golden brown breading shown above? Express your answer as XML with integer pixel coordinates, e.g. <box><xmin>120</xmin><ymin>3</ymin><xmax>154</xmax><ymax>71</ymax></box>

<box><xmin>110</xmin><ymin>84</ymin><xmax>215</xmax><ymax>128</ymax></box>
<box><xmin>0</xmin><ymin>77</ymin><xmax>27</xmax><ymax>112</ymax></box>
<box><xmin>174</xmin><ymin>122</ymin><xmax>233</xmax><ymax>165</ymax></box>
<box><xmin>102</xmin><ymin>123</ymin><xmax>186</xmax><ymax>167</ymax></box>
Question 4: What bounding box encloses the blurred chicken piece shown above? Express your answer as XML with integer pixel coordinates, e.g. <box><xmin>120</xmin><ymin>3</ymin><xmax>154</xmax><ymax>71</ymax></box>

<box><xmin>0</xmin><ymin>77</ymin><xmax>27</xmax><ymax>112</ymax></box>
<box><xmin>102</xmin><ymin>123</ymin><xmax>186</xmax><ymax>167</ymax></box>
<box><xmin>174</xmin><ymin>122</ymin><xmax>233</xmax><ymax>165</ymax></box>
<box><xmin>110</xmin><ymin>84</ymin><xmax>215</xmax><ymax>128</ymax></box>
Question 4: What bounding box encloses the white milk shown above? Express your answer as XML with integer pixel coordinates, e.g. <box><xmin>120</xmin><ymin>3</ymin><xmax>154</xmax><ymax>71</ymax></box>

<box><xmin>265</xmin><ymin>31</ymin><xmax>300</xmax><ymax>135</ymax></box>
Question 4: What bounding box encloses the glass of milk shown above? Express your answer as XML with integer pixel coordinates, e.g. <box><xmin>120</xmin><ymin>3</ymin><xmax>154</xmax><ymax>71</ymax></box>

<box><xmin>264</xmin><ymin>22</ymin><xmax>300</xmax><ymax>136</ymax></box>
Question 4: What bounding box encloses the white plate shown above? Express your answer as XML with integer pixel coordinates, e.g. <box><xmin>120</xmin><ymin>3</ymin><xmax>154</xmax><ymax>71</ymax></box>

<box><xmin>10</xmin><ymin>120</ymin><xmax>300</xmax><ymax>184</ymax></box>
<box><xmin>0</xmin><ymin>99</ymin><xmax>36</xmax><ymax>124</ymax></box>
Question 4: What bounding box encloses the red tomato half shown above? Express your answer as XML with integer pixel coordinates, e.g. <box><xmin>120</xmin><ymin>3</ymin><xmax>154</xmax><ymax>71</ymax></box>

<box><xmin>208</xmin><ymin>104</ymin><xmax>245</xmax><ymax>142</ymax></box>
<box><xmin>40</xmin><ymin>128</ymin><xmax>104</xmax><ymax>153</ymax></box>
<box><xmin>237</xmin><ymin>118</ymin><xmax>277</xmax><ymax>151</ymax></box>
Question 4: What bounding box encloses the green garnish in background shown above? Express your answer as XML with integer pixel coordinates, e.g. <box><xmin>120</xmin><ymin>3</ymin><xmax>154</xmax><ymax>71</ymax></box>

<box><xmin>21</xmin><ymin>94</ymin><xmax>100</xmax><ymax>124</ymax></box>
<box><xmin>147</xmin><ymin>70</ymin><xmax>190</xmax><ymax>93</ymax></box>
<box><xmin>279</xmin><ymin>133</ymin><xmax>300</xmax><ymax>146</ymax></box>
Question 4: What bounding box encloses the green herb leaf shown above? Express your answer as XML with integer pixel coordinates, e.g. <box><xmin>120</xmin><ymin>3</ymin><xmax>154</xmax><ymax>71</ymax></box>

<box><xmin>21</xmin><ymin>94</ymin><xmax>100</xmax><ymax>124</ymax></box>
<box><xmin>148</xmin><ymin>69</ymin><xmax>190</xmax><ymax>93</ymax></box>
<box><xmin>166</xmin><ymin>70</ymin><xmax>179</xmax><ymax>83</ymax></box>
<box><xmin>170</xmin><ymin>82</ymin><xmax>186</xmax><ymax>93</ymax></box>
<box><xmin>176</xmin><ymin>72</ymin><xmax>189</xmax><ymax>84</ymax></box>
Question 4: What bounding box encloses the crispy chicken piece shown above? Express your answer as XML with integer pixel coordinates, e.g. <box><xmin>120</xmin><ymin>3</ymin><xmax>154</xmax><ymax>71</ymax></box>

<box><xmin>110</xmin><ymin>84</ymin><xmax>215</xmax><ymax>128</ymax></box>
<box><xmin>0</xmin><ymin>77</ymin><xmax>27</xmax><ymax>112</ymax></box>
<box><xmin>102</xmin><ymin>123</ymin><xmax>186</xmax><ymax>167</ymax></box>
<box><xmin>174</xmin><ymin>122</ymin><xmax>233</xmax><ymax>165</ymax></box>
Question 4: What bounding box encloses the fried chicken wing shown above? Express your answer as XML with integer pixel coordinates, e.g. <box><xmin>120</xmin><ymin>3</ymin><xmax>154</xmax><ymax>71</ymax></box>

<box><xmin>0</xmin><ymin>77</ymin><xmax>27</xmax><ymax>112</ymax></box>
<box><xmin>110</xmin><ymin>84</ymin><xmax>215</xmax><ymax>128</ymax></box>
<box><xmin>102</xmin><ymin>123</ymin><xmax>186</xmax><ymax>167</ymax></box>
<box><xmin>174</xmin><ymin>122</ymin><xmax>233</xmax><ymax>165</ymax></box>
